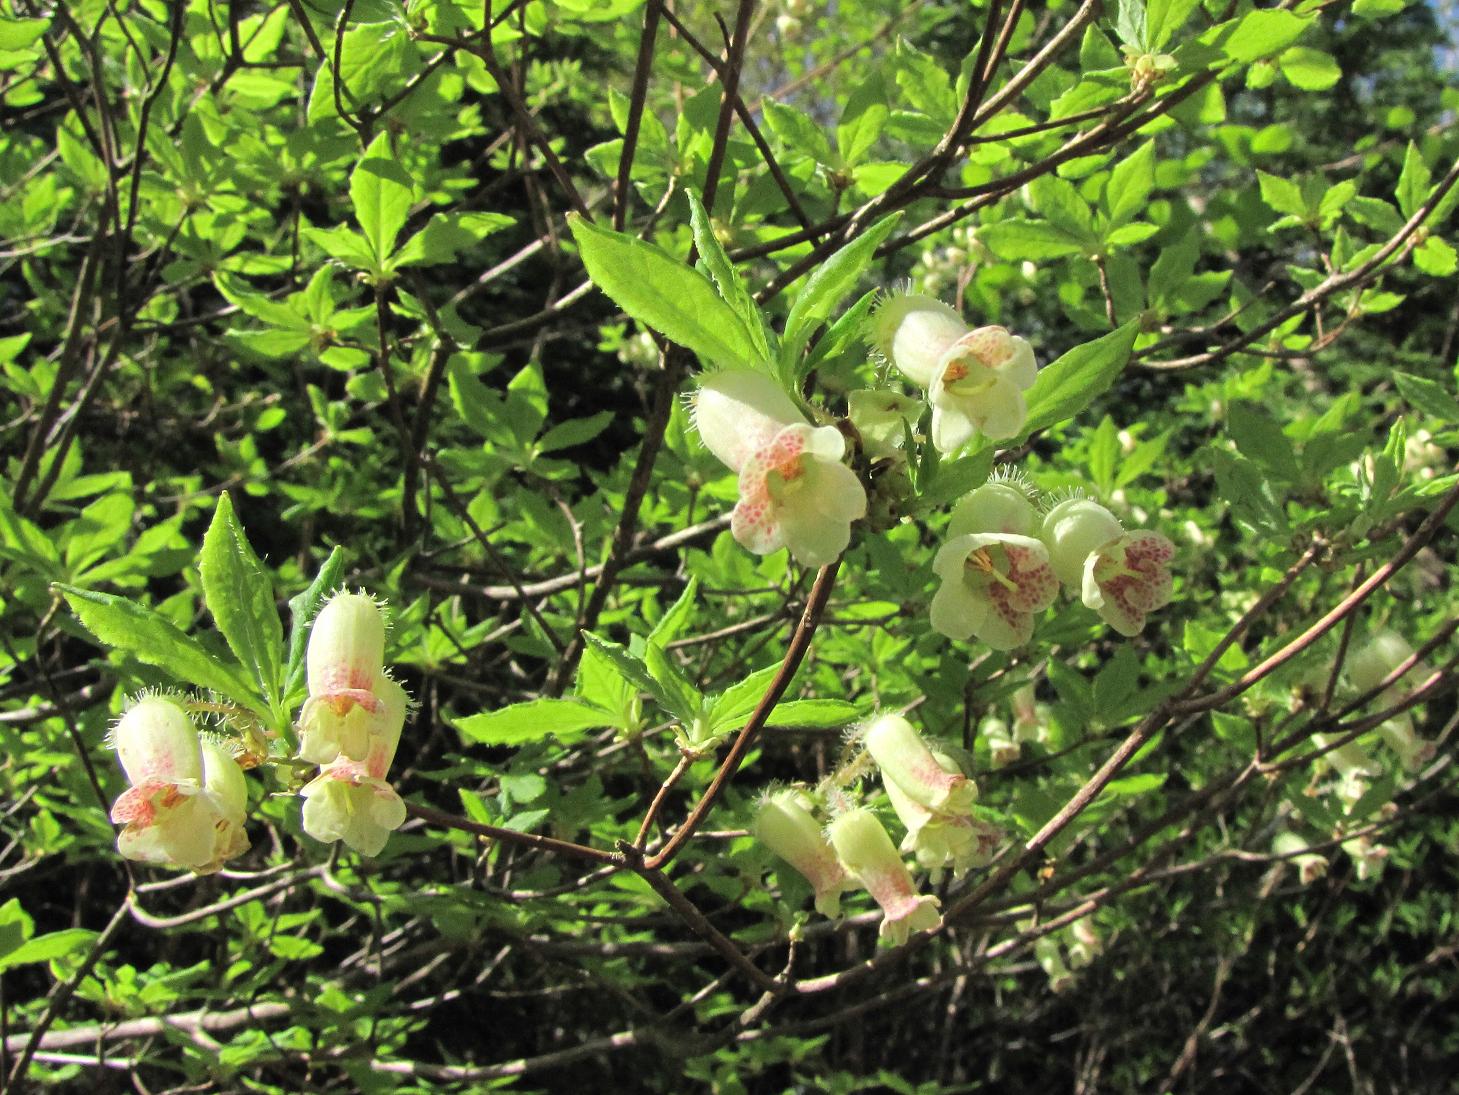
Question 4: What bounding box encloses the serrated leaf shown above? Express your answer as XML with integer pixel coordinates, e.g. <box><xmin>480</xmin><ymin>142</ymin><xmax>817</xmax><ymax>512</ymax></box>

<box><xmin>351</xmin><ymin>132</ymin><xmax>415</xmax><ymax>262</ymax></box>
<box><xmin>395</xmin><ymin>211</ymin><xmax>513</xmax><ymax>269</ymax></box>
<box><xmin>0</xmin><ymin>928</ymin><xmax>97</xmax><ymax>972</ymax></box>
<box><xmin>1394</xmin><ymin>372</ymin><xmax>1459</xmax><ymax>422</ymax></box>
<box><xmin>1395</xmin><ymin>141</ymin><xmax>1430</xmax><ymax>221</ymax></box>
<box><xmin>1227</xmin><ymin>401</ymin><xmax>1298</xmax><ymax>482</ymax></box>
<box><xmin>284</xmin><ymin>547</ymin><xmax>345</xmax><ymax>706</ymax></box>
<box><xmin>648</xmin><ymin>577</ymin><xmax>699</xmax><ymax>647</ymax></box>
<box><xmin>978</xmin><ymin>219</ymin><xmax>1087</xmax><ymax>261</ymax></box>
<box><xmin>1413</xmin><ymin>236</ymin><xmax>1457</xmax><ymax>277</ymax></box>
<box><xmin>454</xmin><ymin>699</ymin><xmax>614</xmax><ymax>746</ymax></box>
<box><xmin>569</xmin><ymin>215</ymin><xmax>759</xmax><ymax>370</ymax></box>
<box><xmin>200</xmin><ymin>493</ymin><xmax>283</xmax><ymax>710</ymax></box>
<box><xmin>1257</xmin><ymin>171</ymin><xmax>1307</xmax><ymax>218</ymax></box>
<box><xmin>837</xmin><ymin>73</ymin><xmax>888</xmax><ymax>167</ymax></box>
<box><xmin>536</xmin><ymin>411</ymin><xmax>614</xmax><ymax>454</ymax></box>
<box><xmin>55</xmin><ymin>586</ymin><xmax>264</xmax><ymax>713</ymax></box>
<box><xmin>763</xmin><ymin>699</ymin><xmax>861</xmax><ymax>728</ymax></box>
<box><xmin>1145</xmin><ymin>0</ymin><xmax>1202</xmax><ymax>49</ymax></box>
<box><xmin>581</xmin><ymin>631</ymin><xmax>697</xmax><ymax>723</ymax></box>
<box><xmin>1020</xmin><ymin>322</ymin><xmax>1139</xmax><ymax>439</ymax></box>
<box><xmin>686</xmin><ymin>190</ymin><xmax>770</xmax><ymax>360</ymax></box>
<box><xmin>781</xmin><ymin>213</ymin><xmax>902</xmax><ymax>368</ymax></box>
<box><xmin>1105</xmin><ymin>140</ymin><xmax>1156</xmax><ymax>228</ymax></box>
<box><xmin>707</xmin><ymin>663</ymin><xmax>781</xmax><ymax>736</ymax></box>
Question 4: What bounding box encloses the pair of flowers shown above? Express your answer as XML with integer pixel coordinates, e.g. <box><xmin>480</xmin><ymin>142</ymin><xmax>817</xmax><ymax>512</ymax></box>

<box><xmin>110</xmin><ymin>591</ymin><xmax>409</xmax><ymax>871</ymax></box>
<box><xmin>691</xmin><ymin>292</ymin><xmax>1038</xmax><ymax>571</ymax></box>
<box><xmin>931</xmin><ymin>481</ymin><xmax>1174</xmax><ymax>649</ymax></box>
<box><xmin>752</xmin><ymin>715</ymin><xmax>997</xmax><ymax>946</ymax></box>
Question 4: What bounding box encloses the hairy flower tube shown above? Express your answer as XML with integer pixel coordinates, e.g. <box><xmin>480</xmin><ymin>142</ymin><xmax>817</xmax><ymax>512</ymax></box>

<box><xmin>1041</xmin><ymin>498</ymin><xmax>1174</xmax><ymax>637</ymax></box>
<box><xmin>693</xmin><ymin>370</ymin><xmax>867</xmax><ymax>567</ymax></box>
<box><xmin>299</xmin><ymin>591</ymin><xmax>393</xmax><ymax>765</ymax></box>
<box><xmin>300</xmin><ymin>687</ymin><xmax>408</xmax><ymax>857</ymax></box>
<box><xmin>1272</xmin><ymin>831</ymin><xmax>1328</xmax><ymax>886</ymax></box>
<box><xmin>751</xmin><ymin>789</ymin><xmax>855</xmax><ymax>918</ymax></box>
<box><xmin>827</xmin><ymin>807</ymin><xmax>942</xmax><ymax>946</ymax></box>
<box><xmin>110</xmin><ymin>697</ymin><xmax>249</xmax><ymax>872</ymax></box>
<box><xmin>869</xmin><ymin>293</ymin><xmax>1037</xmax><ymax>451</ymax></box>
<box><xmin>864</xmin><ymin>714</ymin><xmax>978</xmax><ymax>814</ymax></box>
<box><xmin>930</xmin><ymin>484</ymin><xmax>1059</xmax><ymax>648</ymax></box>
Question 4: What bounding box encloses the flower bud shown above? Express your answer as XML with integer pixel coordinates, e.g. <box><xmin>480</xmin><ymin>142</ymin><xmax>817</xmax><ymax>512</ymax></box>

<box><xmin>864</xmin><ymin>715</ymin><xmax>977</xmax><ymax>814</ymax></box>
<box><xmin>751</xmin><ymin>789</ymin><xmax>854</xmax><ymax>918</ymax></box>
<box><xmin>693</xmin><ymin>370</ymin><xmax>803</xmax><ymax>474</ymax></box>
<box><xmin>307</xmin><ymin>592</ymin><xmax>387</xmax><ymax>702</ymax></box>
<box><xmin>827</xmin><ymin>807</ymin><xmax>941</xmax><ymax>946</ymax></box>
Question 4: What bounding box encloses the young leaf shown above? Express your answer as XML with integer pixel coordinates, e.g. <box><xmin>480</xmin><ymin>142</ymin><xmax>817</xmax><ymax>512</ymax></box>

<box><xmin>581</xmin><ymin>631</ymin><xmax>698</xmax><ymax>724</ymax></box>
<box><xmin>1104</xmin><ymin>140</ymin><xmax>1156</xmax><ymax>229</ymax></box>
<box><xmin>200</xmin><ymin>492</ymin><xmax>284</xmax><ymax>709</ymax></box>
<box><xmin>568</xmin><ymin>214</ymin><xmax>760</xmax><ymax>370</ymax></box>
<box><xmin>1395</xmin><ymin>141</ymin><xmax>1431</xmax><ymax>220</ymax></box>
<box><xmin>54</xmin><ymin>585</ymin><xmax>264</xmax><ymax>713</ymax></box>
<box><xmin>1393</xmin><ymin>372</ymin><xmax>1459</xmax><ymax>422</ymax></box>
<box><xmin>686</xmin><ymin>190</ymin><xmax>771</xmax><ymax>360</ymax></box>
<box><xmin>455</xmin><ymin>699</ymin><xmax>615</xmax><ymax>746</ymax></box>
<box><xmin>284</xmin><ymin>546</ymin><xmax>345</xmax><ymax>704</ymax></box>
<box><xmin>351</xmin><ymin>132</ymin><xmax>415</xmax><ymax>264</ymax></box>
<box><xmin>648</xmin><ymin>577</ymin><xmax>700</xmax><ymax>647</ymax></box>
<box><xmin>780</xmin><ymin>212</ymin><xmax>902</xmax><ymax>368</ymax></box>
<box><xmin>1019</xmin><ymin>322</ymin><xmax>1139</xmax><ymax>439</ymax></box>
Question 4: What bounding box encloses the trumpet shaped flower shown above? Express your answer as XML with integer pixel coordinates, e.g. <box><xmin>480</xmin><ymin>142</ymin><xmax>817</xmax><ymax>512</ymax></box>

<box><xmin>301</xmin><ymin>697</ymin><xmax>408</xmax><ymax>857</ymax></box>
<box><xmin>1346</xmin><ymin>630</ymin><xmax>1435</xmax><ymax>771</ymax></box>
<box><xmin>694</xmin><ymin>371</ymin><xmax>867</xmax><ymax>567</ymax></box>
<box><xmin>298</xmin><ymin>592</ymin><xmax>403</xmax><ymax>766</ymax></box>
<box><xmin>865</xmin><ymin>714</ymin><xmax>977</xmax><ymax>814</ymax></box>
<box><xmin>1041</xmin><ymin>499</ymin><xmax>1174</xmax><ymax>637</ymax></box>
<box><xmin>870</xmin><ymin>294</ymin><xmax>1037</xmax><ymax>451</ymax></box>
<box><xmin>930</xmin><ymin>484</ymin><xmax>1058</xmax><ymax>648</ymax></box>
<box><xmin>110</xmin><ymin>698</ymin><xmax>249</xmax><ymax>872</ymax></box>
<box><xmin>751</xmin><ymin>789</ymin><xmax>855</xmax><ymax>918</ymax></box>
<box><xmin>827</xmin><ymin>807</ymin><xmax>941</xmax><ymax>946</ymax></box>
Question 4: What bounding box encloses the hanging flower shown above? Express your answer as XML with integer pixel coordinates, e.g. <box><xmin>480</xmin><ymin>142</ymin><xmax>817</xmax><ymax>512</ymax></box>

<box><xmin>864</xmin><ymin>714</ymin><xmax>977</xmax><ymax>814</ymax></box>
<box><xmin>1346</xmin><ymin>630</ymin><xmax>1434</xmax><ymax>771</ymax></box>
<box><xmin>298</xmin><ymin>591</ymin><xmax>393</xmax><ymax>765</ymax></box>
<box><xmin>300</xmin><ymin>685</ymin><xmax>409</xmax><ymax>857</ymax></box>
<box><xmin>930</xmin><ymin>483</ymin><xmax>1059</xmax><ymax>648</ymax></box>
<box><xmin>751</xmin><ymin>789</ymin><xmax>855</xmax><ymax>918</ymax></box>
<box><xmin>1041</xmin><ymin>498</ymin><xmax>1174</xmax><ymax>637</ymax></box>
<box><xmin>110</xmin><ymin>697</ymin><xmax>248</xmax><ymax>872</ymax></box>
<box><xmin>870</xmin><ymin>293</ymin><xmax>1037</xmax><ymax>452</ymax></box>
<box><xmin>846</xmin><ymin>389</ymin><xmax>921</xmax><ymax>460</ymax></box>
<box><xmin>827</xmin><ymin>807</ymin><xmax>942</xmax><ymax>946</ymax></box>
<box><xmin>1272</xmin><ymin>831</ymin><xmax>1328</xmax><ymax>886</ymax></box>
<box><xmin>693</xmin><ymin>371</ymin><xmax>867</xmax><ymax>567</ymax></box>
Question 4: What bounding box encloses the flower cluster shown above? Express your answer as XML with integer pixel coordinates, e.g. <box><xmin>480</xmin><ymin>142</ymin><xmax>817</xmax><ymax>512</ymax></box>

<box><xmin>109</xmin><ymin>696</ymin><xmax>249</xmax><ymax>873</ymax></box>
<box><xmin>931</xmin><ymin>482</ymin><xmax>1175</xmax><ymax>648</ymax></box>
<box><xmin>107</xmin><ymin>591</ymin><xmax>410</xmax><ymax>872</ymax></box>
<box><xmin>298</xmin><ymin>593</ymin><xmax>409</xmax><ymax>857</ymax></box>
<box><xmin>753</xmin><ymin>715</ymin><xmax>1001</xmax><ymax>947</ymax></box>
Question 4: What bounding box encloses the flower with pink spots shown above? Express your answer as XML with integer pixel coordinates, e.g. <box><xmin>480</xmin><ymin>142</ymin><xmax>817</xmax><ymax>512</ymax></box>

<box><xmin>827</xmin><ymin>807</ymin><xmax>942</xmax><ymax>946</ymax></box>
<box><xmin>1041</xmin><ymin>499</ymin><xmax>1174</xmax><ymax>637</ymax></box>
<box><xmin>930</xmin><ymin>483</ymin><xmax>1059</xmax><ymax>649</ymax></box>
<box><xmin>694</xmin><ymin>371</ymin><xmax>867</xmax><ymax>567</ymax></box>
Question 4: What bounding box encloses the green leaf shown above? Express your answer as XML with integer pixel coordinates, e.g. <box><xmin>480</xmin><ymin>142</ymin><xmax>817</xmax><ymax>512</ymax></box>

<box><xmin>978</xmin><ymin>219</ymin><xmax>1087</xmax><ymax>261</ymax></box>
<box><xmin>1413</xmin><ymin>236</ymin><xmax>1458</xmax><ymax>277</ymax></box>
<box><xmin>1227</xmin><ymin>401</ymin><xmax>1299</xmax><ymax>482</ymax></box>
<box><xmin>1205</xmin><ymin>9</ymin><xmax>1309</xmax><ymax>64</ymax></box>
<box><xmin>1257</xmin><ymin>171</ymin><xmax>1307</xmax><ymax>218</ymax></box>
<box><xmin>302</xmin><ymin>225</ymin><xmax>379</xmax><ymax>271</ymax></box>
<box><xmin>1393</xmin><ymin>372</ymin><xmax>1459</xmax><ymax>422</ymax></box>
<box><xmin>763</xmin><ymin>699</ymin><xmax>861</xmax><ymax>728</ymax></box>
<box><xmin>1279</xmin><ymin>46</ymin><xmax>1340</xmax><ymax>91</ymax></box>
<box><xmin>395</xmin><ymin>211</ymin><xmax>514</xmax><ymax>269</ymax></box>
<box><xmin>351</xmin><ymin>132</ymin><xmax>416</xmax><ymax>263</ymax></box>
<box><xmin>536</xmin><ymin>411</ymin><xmax>614</xmax><ymax>454</ymax></box>
<box><xmin>781</xmin><ymin>213</ymin><xmax>902</xmax><ymax>368</ymax></box>
<box><xmin>643</xmin><ymin>642</ymin><xmax>703</xmax><ymax>727</ymax></box>
<box><xmin>454</xmin><ymin>699</ymin><xmax>614</xmax><ymax>746</ymax></box>
<box><xmin>686</xmin><ymin>190</ymin><xmax>770</xmax><ymax>360</ymax></box>
<box><xmin>581</xmin><ymin>631</ymin><xmax>698</xmax><ymax>723</ymax></box>
<box><xmin>55</xmin><ymin>586</ymin><xmax>264</xmax><ymax>713</ymax></box>
<box><xmin>1030</xmin><ymin>175</ymin><xmax>1096</xmax><ymax>241</ymax></box>
<box><xmin>568</xmin><ymin>214</ymin><xmax>759</xmax><ymax>370</ymax></box>
<box><xmin>0</xmin><ymin>928</ymin><xmax>97</xmax><ymax>972</ymax></box>
<box><xmin>1020</xmin><ymin>322</ymin><xmax>1139</xmax><ymax>439</ymax></box>
<box><xmin>707</xmin><ymin>663</ymin><xmax>781</xmax><ymax>736</ymax></box>
<box><xmin>284</xmin><ymin>547</ymin><xmax>344</xmax><ymax>706</ymax></box>
<box><xmin>1115</xmin><ymin>0</ymin><xmax>1146</xmax><ymax>50</ymax></box>
<box><xmin>1396</xmin><ymin>142</ymin><xmax>1431</xmax><ymax>220</ymax></box>
<box><xmin>0</xmin><ymin>16</ymin><xmax>50</xmax><ymax>51</ymax></box>
<box><xmin>648</xmin><ymin>577</ymin><xmax>699</xmax><ymax>647</ymax></box>
<box><xmin>837</xmin><ymin>73</ymin><xmax>889</xmax><ymax>167</ymax></box>
<box><xmin>1104</xmin><ymin>140</ymin><xmax>1157</xmax><ymax>229</ymax></box>
<box><xmin>200</xmin><ymin>493</ymin><xmax>283</xmax><ymax>710</ymax></box>
<box><xmin>1208</xmin><ymin>448</ymin><xmax>1288</xmax><ymax>536</ymax></box>
<box><xmin>763</xmin><ymin>100</ymin><xmax>834</xmax><ymax>163</ymax></box>
<box><xmin>1145</xmin><ymin>0</ymin><xmax>1202</xmax><ymax>49</ymax></box>
<box><xmin>1088</xmin><ymin>415</ymin><xmax>1120</xmax><ymax>497</ymax></box>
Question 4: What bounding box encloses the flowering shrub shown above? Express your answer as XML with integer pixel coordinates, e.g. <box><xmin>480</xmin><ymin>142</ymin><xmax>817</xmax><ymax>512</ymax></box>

<box><xmin>3</xmin><ymin>0</ymin><xmax>1458</xmax><ymax>1090</ymax></box>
